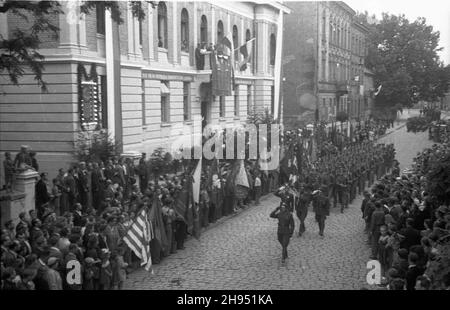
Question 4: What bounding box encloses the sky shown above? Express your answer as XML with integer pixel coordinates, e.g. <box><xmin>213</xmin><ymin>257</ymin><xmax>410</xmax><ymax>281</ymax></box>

<box><xmin>343</xmin><ymin>0</ymin><xmax>450</xmax><ymax>65</ymax></box>
<box><xmin>282</xmin><ymin>0</ymin><xmax>450</xmax><ymax>65</ymax></box>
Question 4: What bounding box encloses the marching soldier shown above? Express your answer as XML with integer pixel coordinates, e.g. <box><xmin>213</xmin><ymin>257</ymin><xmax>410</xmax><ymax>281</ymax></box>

<box><xmin>295</xmin><ymin>183</ymin><xmax>311</xmax><ymax>237</ymax></box>
<box><xmin>270</xmin><ymin>203</ymin><xmax>295</xmax><ymax>263</ymax></box>
<box><xmin>312</xmin><ymin>188</ymin><xmax>330</xmax><ymax>237</ymax></box>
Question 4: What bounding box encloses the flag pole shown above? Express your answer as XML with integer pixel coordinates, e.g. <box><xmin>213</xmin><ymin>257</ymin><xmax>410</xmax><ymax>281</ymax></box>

<box><xmin>273</xmin><ymin>11</ymin><xmax>284</xmax><ymax>120</ymax></box>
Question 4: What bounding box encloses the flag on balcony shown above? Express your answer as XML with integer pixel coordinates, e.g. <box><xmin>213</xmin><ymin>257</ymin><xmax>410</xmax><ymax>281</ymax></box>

<box><xmin>211</xmin><ymin>50</ymin><xmax>232</xmax><ymax>96</ymax></box>
<box><xmin>238</xmin><ymin>38</ymin><xmax>255</xmax><ymax>71</ymax></box>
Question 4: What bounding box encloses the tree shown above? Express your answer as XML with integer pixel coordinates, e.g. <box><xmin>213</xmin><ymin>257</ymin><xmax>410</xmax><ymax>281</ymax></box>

<box><xmin>1</xmin><ymin>1</ymin><xmax>151</xmax><ymax>91</ymax></box>
<box><xmin>363</xmin><ymin>13</ymin><xmax>449</xmax><ymax>109</ymax></box>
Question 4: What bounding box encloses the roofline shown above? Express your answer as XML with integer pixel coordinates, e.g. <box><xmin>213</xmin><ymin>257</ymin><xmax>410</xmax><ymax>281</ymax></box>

<box><xmin>253</xmin><ymin>1</ymin><xmax>292</xmax><ymax>14</ymax></box>
<box><xmin>332</xmin><ymin>1</ymin><xmax>355</xmax><ymax>16</ymax></box>
<box><xmin>352</xmin><ymin>20</ymin><xmax>371</xmax><ymax>33</ymax></box>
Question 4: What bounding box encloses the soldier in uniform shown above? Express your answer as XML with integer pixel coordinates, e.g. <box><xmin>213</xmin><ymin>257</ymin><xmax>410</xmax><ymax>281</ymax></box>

<box><xmin>336</xmin><ymin>170</ymin><xmax>348</xmax><ymax>213</ymax></box>
<box><xmin>295</xmin><ymin>183</ymin><xmax>311</xmax><ymax>237</ymax></box>
<box><xmin>270</xmin><ymin>203</ymin><xmax>295</xmax><ymax>263</ymax></box>
<box><xmin>312</xmin><ymin>189</ymin><xmax>330</xmax><ymax>237</ymax></box>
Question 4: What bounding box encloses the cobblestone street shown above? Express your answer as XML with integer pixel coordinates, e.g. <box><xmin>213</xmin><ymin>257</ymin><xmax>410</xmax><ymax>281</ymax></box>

<box><xmin>124</xmin><ymin>112</ymin><xmax>437</xmax><ymax>290</ymax></box>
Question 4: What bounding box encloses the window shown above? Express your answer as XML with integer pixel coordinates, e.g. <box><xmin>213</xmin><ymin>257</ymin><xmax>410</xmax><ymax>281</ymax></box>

<box><xmin>270</xmin><ymin>86</ymin><xmax>275</xmax><ymax>115</ymax></box>
<box><xmin>138</xmin><ymin>2</ymin><xmax>143</xmax><ymax>46</ymax></box>
<box><xmin>139</xmin><ymin>18</ymin><xmax>143</xmax><ymax>46</ymax></box>
<box><xmin>329</xmin><ymin>22</ymin><xmax>333</xmax><ymax>44</ymax></box>
<box><xmin>157</xmin><ymin>2</ymin><xmax>168</xmax><ymax>49</ymax></box>
<box><xmin>322</xmin><ymin>11</ymin><xmax>326</xmax><ymax>41</ymax></box>
<box><xmin>141</xmin><ymin>81</ymin><xmax>146</xmax><ymax>125</ymax></box>
<box><xmin>329</xmin><ymin>98</ymin><xmax>333</xmax><ymax>115</ymax></box>
<box><xmin>183</xmin><ymin>82</ymin><xmax>190</xmax><ymax>121</ymax></box>
<box><xmin>161</xmin><ymin>81</ymin><xmax>170</xmax><ymax>122</ymax></box>
<box><xmin>337</xmin><ymin>26</ymin><xmax>340</xmax><ymax>47</ymax></box>
<box><xmin>96</xmin><ymin>2</ymin><xmax>105</xmax><ymax>35</ymax></box>
<box><xmin>233</xmin><ymin>25</ymin><xmax>239</xmax><ymax>60</ymax></box>
<box><xmin>247</xmin><ymin>85</ymin><xmax>252</xmax><ymax>114</ymax></box>
<box><xmin>234</xmin><ymin>85</ymin><xmax>239</xmax><ymax>116</ymax></box>
<box><xmin>98</xmin><ymin>75</ymin><xmax>107</xmax><ymax>129</ymax></box>
<box><xmin>217</xmin><ymin>20</ymin><xmax>224</xmax><ymax>43</ymax></box>
<box><xmin>246</xmin><ymin>29</ymin><xmax>251</xmax><ymax>42</ymax></box>
<box><xmin>180</xmin><ymin>9</ymin><xmax>189</xmax><ymax>52</ymax></box>
<box><xmin>219</xmin><ymin>96</ymin><xmax>225</xmax><ymax>118</ymax></box>
<box><xmin>270</xmin><ymin>34</ymin><xmax>276</xmax><ymax>66</ymax></box>
<box><xmin>200</xmin><ymin>15</ymin><xmax>207</xmax><ymax>43</ymax></box>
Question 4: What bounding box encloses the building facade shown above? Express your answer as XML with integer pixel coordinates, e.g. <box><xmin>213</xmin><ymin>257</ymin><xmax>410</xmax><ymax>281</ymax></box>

<box><xmin>0</xmin><ymin>1</ymin><xmax>289</xmax><ymax>182</ymax></box>
<box><xmin>282</xmin><ymin>1</ymin><xmax>372</xmax><ymax>129</ymax></box>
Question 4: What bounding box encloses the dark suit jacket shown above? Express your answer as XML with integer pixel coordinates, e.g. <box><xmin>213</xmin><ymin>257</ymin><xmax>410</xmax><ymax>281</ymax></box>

<box><xmin>35</xmin><ymin>180</ymin><xmax>50</xmax><ymax>205</ymax></box>
<box><xmin>73</xmin><ymin>211</ymin><xmax>83</xmax><ymax>227</ymax></box>
<box><xmin>91</xmin><ymin>169</ymin><xmax>102</xmax><ymax>193</ymax></box>
<box><xmin>270</xmin><ymin>208</ymin><xmax>295</xmax><ymax>235</ymax></box>
<box><xmin>370</xmin><ymin>210</ymin><xmax>385</xmax><ymax>233</ymax></box>
<box><xmin>400</xmin><ymin>227</ymin><xmax>421</xmax><ymax>250</ymax></box>
<box><xmin>312</xmin><ymin>195</ymin><xmax>330</xmax><ymax>217</ymax></box>
<box><xmin>406</xmin><ymin>265</ymin><xmax>425</xmax><ymax>290</ymax></box>
<box><xmin>65</xmin><ymin>175</ymin><xmax>77</xmax><ymax>196</ymax></box>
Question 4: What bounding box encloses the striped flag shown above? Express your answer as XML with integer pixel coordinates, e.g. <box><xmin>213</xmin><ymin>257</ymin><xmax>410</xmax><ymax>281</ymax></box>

<box><xmin>237</xmin><ymin>38</ymin><xmax>255</xmax><ymax>71</ymax></box>
<box><xmin>123</xmin><ymin>207</ymin><xmax>154</xmax><ymax>273</ymax></box>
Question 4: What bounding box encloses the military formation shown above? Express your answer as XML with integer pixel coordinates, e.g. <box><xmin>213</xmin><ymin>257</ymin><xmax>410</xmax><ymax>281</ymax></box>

<box><xmin>271</xmin><ymin>137</ymin><xmax>398</xmax><ymax>263</ymax></box>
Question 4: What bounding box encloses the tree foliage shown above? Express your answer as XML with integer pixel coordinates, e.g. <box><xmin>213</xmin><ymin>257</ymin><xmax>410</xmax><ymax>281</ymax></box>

<box><xmin>75</xmin><ymin>130</ymin><xmax>121</xmax><ymax>163</ymax></box>
<box><xmin>1</xmin><ymin>1</ymin><xmax>152</xmax><ymax>91</ymax></box>
<box><xmin>360</xmin><ymin>12</ymin><xmax>450</xmax><ymax>109</ymax></box>
<box><xmin>426</xmin><ymin>147</ymin><xmax>450</xmax><ymax>206</ymax></box>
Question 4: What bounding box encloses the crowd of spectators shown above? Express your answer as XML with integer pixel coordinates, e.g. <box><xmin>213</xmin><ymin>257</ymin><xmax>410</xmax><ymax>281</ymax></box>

<box><xmin>1</xmin><ymin>147</ymin><xmax>278</xmax><ymax>290</ymax></box>
<box><xmin>361</xmin><ymin>143</ymin><xmax>450</xmax><ymax>290</ymax></box>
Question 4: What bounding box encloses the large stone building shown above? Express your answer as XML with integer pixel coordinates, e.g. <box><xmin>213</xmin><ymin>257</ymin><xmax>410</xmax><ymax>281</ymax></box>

<box><xmin>282</xmin><ymin>1</ymin><xmax>372</xmax><ymax>128</ymax></box>
<box><xmin>0</xmin><ymin>1</ymin><xmax>290</xmax><ymax>183</ymax></box>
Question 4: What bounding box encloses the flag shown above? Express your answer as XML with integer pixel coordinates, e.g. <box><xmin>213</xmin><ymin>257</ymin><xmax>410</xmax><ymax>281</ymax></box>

<box><xmin>149</xmin><ymin>197</ymin><xmax>169</xmax><ymax>255</ymax></box>
<box><xmin>238</xmin><ymin>38</ymin><xmax>255</xmax><ymax>71</ymax></box>
<box><xmin>123</xmin><ymin>207</ymin><xmax>154</xmax><ymax>272</ymax></box>
<box><xmin>211</xmin><ymin>50</ymin><xmax>233</xmax><ymax>96</ymax></box>
<box><xmin>374</xmin><ymin>85</ymin><xmax>382</xmax><ymax>96</ymax></box>
<box><xmin>191</xmin><ymin>158</ymin><xmax>202</xmax><ymax>239</ymax></box>
<box><xmin>192</xmin><ymin>158</ymin><xmax>202</xmax><ymax>204</ymax></box>
<box><xmin>222</xmin><ymin>32</ymin><xmax>236</xmax><ymax>90</ymax></box>
<box><xmin>173</xmin><ymin>184</ymin><xmax>189</xmax><ymax>224</ymax></box>
<box><xmin>234</xmin><ymin>159</ymin><xmax>249</xmax><ymax>188</ymax></box>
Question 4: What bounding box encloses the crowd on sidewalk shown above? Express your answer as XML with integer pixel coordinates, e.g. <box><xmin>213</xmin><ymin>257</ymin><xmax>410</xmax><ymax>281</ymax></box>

<box><xmin>361</xmin><ymin>143</ymin><xmax>450</xmax><ymax>290</ymax></box>
<box><xmin>1</xmin><ymin>146</ymin><xmax>277</xmax><ymax>290</ymax></box>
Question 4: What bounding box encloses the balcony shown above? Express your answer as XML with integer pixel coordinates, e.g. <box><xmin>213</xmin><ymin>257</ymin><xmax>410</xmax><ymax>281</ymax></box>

<box><xmin>336</xmin><ymin>81</ymin><xmax>349</xmax><ymax>94</ymax></box>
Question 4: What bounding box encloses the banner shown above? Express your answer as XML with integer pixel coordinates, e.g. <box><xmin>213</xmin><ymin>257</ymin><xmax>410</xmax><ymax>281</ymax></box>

<box><xmin>211</xmin><ymin>50</ymin><xmax>233</xmax><ymax>96</ymax></box>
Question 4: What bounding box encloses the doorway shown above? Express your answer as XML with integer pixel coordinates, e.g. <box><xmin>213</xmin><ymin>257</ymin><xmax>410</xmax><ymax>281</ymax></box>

<box><xmin>199</xmin><ymin>83</ymin><xmax>211</xmax><ymax>129</ymax></box>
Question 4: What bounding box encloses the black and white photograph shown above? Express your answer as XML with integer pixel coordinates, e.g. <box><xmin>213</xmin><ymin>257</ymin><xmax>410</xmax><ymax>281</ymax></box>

<box><xmin>1</xmin><ymin>0</ymin><xmax>450</xmax><ymax>295</ymax></box>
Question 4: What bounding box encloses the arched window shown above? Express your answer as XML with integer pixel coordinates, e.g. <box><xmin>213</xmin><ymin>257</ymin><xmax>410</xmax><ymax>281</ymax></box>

<box><xmin>180</xmin><ymin>8</ymin><xmax>189</xmax><ymax>52</ymax></box>
<box><xmin>157</xmin><ymin>2</ymin><xmax>168</xmax><ymax>49</ymax></box>
<box><xmin>329</xmin><ymin>19</ymin><xmax>333</xmax><ymax>44</ymax></box>
<box><xmin>270</xmin><ymin>34</ymin><xmax>276</xmax><ymax>65</ymax></box>
<box><xmin>246</xmin><ymin>29</ymin><xmax>251</xmax><ymax>42</ymax></box>
<box><xmin>232</xmin><ymin>25</ymin><xmax>238</xmax><ymax>59</ymax></box>
<box><xmin>322</xmin><ymin>11</ymin><xmax>326</xmax><ymax>41</ymax></box>
<box><xmin>200</xmin><ymin>15</ymin><xmax>207</xmax><ymax>44</ymax></box>
<box><xmin>217</xmin><ymin>20</ymin><xmax>224</xmax><ymax>43</ymax></box>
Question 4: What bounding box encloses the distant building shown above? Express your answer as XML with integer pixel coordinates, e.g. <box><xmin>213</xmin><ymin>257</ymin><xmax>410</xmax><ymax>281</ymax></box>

<box><xmin>0</xmin><ymin>1</ymin><xmax>290</xmax><ymax>182</ymax></box>
<box><xmin>282</xmin><ymin>1</ymin><xmax>371</xmax><ymax>128</ymax></box>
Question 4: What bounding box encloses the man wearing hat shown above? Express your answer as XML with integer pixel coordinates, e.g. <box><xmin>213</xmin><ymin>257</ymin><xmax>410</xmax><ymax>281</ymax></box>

<box><xmin>295</xmin><ymin>183</ymin><xmax>311</xmax><ymax>237</ymax></box>
<box><xmin>312</xmin><ymin>188</ymin><xmax>330</xmax><ymax>237</ymax></box>
<box><xmin>270</xmin><ymin>202</ymin><xmax>295</xmax><ymax>263</ymax></box>
<box><xmin>46</xmin><ymin>257</ymin><xmax>63</xmax><ymax>290</ymax></box>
